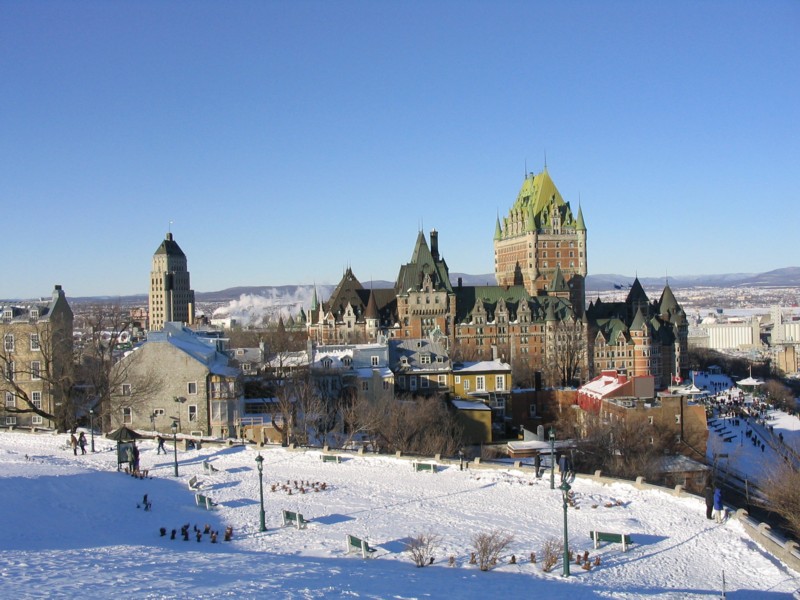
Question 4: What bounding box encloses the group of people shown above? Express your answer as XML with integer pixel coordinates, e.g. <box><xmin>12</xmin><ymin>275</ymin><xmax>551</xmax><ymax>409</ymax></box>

<box><xmin>68</xmin><ymin>432</ymin><xmax>87</xmax><ymax>455</ymax></box>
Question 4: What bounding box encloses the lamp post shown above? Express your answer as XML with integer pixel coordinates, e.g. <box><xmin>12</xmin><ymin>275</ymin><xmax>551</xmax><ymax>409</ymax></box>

<box><xmin>171</xmin><ymin>421</ymin><xmax>179</xmax><ymax>477</ymax></box>
<box><xmin>559</xmin><ymin>480</ymin><xmax>571</xmax><ymax>577</ymax></box>
<box><xmin>89</xmin><ymin>408</ymin><xmax>95</xmax><ymax>453</ymax></box>
<box><xmin>255</xmin><ymin>453</ymin><xmax>266</xmax><ymax>532</ymax></box>
<box><xmin>549</xmin><ymin>427</ymin><xmax>556</xmax><ymax>490</ymax></box>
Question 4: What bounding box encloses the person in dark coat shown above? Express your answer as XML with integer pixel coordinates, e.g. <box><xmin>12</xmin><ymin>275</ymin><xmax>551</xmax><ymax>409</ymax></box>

<box><xmin>712</xmin><ymin>487</ymin><xmax>724</xmax><ymax>523</ymax></box>
<box><xmin>156</xmin><ymin>435</ymin><xmax>166</xmax><ymax>455</ymax></box>
<box><xmin>704</xmin><ymin>485</ymin><xmax>714</xmax><ymax>520</ymax></box>
<box><xmin>77</xmin><ymin>432</ymin><xmax>87</xmax><ymax>455</ymax></box>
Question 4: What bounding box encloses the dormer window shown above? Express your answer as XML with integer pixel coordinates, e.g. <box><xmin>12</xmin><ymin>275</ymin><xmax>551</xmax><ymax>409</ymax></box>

<box><xmin>420</xmin><ymin>353</ymin><xmax>431</xmax><ymax>365</ymax></box>
<box><xmin>29</xmin><ymin>309</ymin><xmax>39</xmax><ymax>321</ymax></box>
<box><xmin>3</xmin><ymin>308</ymin><xmax>12</xmax><ymax>321</ymax></box>
<box><xmin>321</xmin><ymin>358</ymin><xmax>332</xmax><ymax>369</ymax></box>
<box><xmin>342</xmin><ymin>357</ymin><xmax>352</xmax><ymax>367</ymax></box>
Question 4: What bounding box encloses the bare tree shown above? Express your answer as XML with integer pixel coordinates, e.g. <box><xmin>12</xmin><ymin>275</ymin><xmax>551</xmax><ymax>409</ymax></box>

<box><xmin>764</xmin><ymin>379</ymin><xmax>795</xmax><ymax>413</ymax></box>
<box><xmin>544</xmin><ymin>318</ymin><xmax>586</xmax><ymax>387</ymax></box>
<box><xmin>406</xmin><ymin>532</ymin><xmax>441</xmax><ymax>567</ymax></box>
<box><xmin>764</xmin><ymin>458</ymin><xmax>800</xmax><ymax>537</ymax></box>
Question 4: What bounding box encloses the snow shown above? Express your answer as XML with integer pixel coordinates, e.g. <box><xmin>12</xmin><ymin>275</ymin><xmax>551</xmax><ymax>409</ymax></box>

<box><xmin>2</xmin><ymin>430</ymin><xmax>799</xmax><ymax>599</ymax></box>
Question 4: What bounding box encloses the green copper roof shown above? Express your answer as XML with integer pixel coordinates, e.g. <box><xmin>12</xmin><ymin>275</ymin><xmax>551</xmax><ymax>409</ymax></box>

<box><xmin>494</xmin><ymin>217</ymin><xmax>502</xmax><ymax>241</ymax></box>
<box><xmin>576</xmin><ymin>205</ymin><xmax>586</xmax><ymax>231</ymax></box>
<box><xmin>154</xmin><ymin>233</ymin><xmax>186</xmax><ymax>257</ymax></box>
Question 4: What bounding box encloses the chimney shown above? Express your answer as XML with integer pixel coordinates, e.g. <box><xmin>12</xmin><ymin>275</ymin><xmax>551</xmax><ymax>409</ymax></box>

<box><xmin>430</xmin><ymin>229</ymin><xmax>439</xmax><ymax>261</ymax></box>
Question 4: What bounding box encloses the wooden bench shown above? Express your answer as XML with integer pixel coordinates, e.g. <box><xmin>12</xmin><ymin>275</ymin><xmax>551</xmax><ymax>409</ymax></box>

<box><xmin>188</xmin><ymin>475</ymin><xmax>201</xmax><ymax>490</ymax></box>
<box><xmin>321</xmin><ymin>454</ymin><xmax>341</xmax><ymax>463</ymax></box>
<box><xmin>282</xmin><ymin>509</ymin><xmax>309</xmax><ymax>529</ymax></box>
<box><xmin>412</xmin><ymin>461</ymin><xmax>436</xmax><ymax>473</ymax></box>
<box><xmin>346</xmin><ymin>534</ymin><xmax>377</xmax><ymax>558</ymax></box>
<box><xmin>195</xmin><ymin>493</ymin><xmax>218</xmax><ymax>510</ymax></box>
<box><xmin>203</xmin><ymin>460</ymin><xmax>219</xmax><ymax>474</ymax></box>
<box><xmin>589</xmin><ymin>530</ymin><xmax>632</xmax><ymax>551</ymax></box>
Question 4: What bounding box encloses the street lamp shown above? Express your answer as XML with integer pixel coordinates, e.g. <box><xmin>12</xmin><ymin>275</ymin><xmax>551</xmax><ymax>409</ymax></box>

<box><xmin>255</xmin><ymin>453</ymin><xmax>266</xmax><ymax>532</ymax></box>
<box><xmin>549</xmin><ymin>427</ymin><xmax>556</xmax><ymax>490</ymax></box>
<box><xmin>171</xmin><ymin>420</ymin><xmax>179</xmax><ymax>477</ymax></box>
<box><xmin>559</xmin><ymin>480</ymin><xmax>571</xmax><ymax>578</ymax></box>
<box><xmin>89</xmin><ymin>408</ymin><xmax>95</xmax><ymax>453</ymax></box>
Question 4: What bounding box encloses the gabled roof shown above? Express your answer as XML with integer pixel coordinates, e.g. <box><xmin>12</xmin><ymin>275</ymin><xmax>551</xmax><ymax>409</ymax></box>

<box><xmin>389</xmin><ymin>338</ymin><xmax>451</xmax><ymax>372</ymax></box>
<box><xmin>550</xmin><ymin>264</ymin><xmax>568</xmax><ymax>292</ymax></box>
<box><xmin>146</xmin><ymin>322</ymin><xmax>239</xmax><ymax>377</ymax></box>
<box><xmin>625</xmin><ymin>278</ymin><xmax>649</xmax><ymax>306</ymax></box>
<box><xmin>395</xmin><ymin>231</ymin><xmax>452</xmax><ymax>295</ymax></box>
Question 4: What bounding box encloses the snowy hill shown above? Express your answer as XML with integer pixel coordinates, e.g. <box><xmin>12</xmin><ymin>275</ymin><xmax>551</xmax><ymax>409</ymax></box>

<box><xmin>1</xmin><ymin>431</ymin><xmax>798</xmax><ymax>599</ymax></box>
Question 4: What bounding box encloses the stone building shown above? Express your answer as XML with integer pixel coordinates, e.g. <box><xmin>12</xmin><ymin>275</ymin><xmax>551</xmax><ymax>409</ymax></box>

<box><xmin>110</xmin><ymin>322</ymin><xmax>241</xmax><ymax>438</ymax></box>
<box><xmin>0</xmin><ymin>285</ymin><xmax>73</xmax><ymax>429</ymax></box>
<box><xmin>148</xmin><ymin>232</ymin><xmax>195</xmax><ymax>331</ymax></box>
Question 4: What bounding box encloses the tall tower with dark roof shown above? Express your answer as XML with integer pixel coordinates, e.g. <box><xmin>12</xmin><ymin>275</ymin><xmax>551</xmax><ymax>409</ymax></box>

<box><xmin>148</xmin><ymin>232</ymin><xmax>195</xmax><ymax>331</ymax></box>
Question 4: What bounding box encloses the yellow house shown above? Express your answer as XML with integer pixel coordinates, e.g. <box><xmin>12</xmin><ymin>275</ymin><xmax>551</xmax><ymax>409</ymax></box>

<box><xmin>451</xmin><ymin>399</ymin><xmax>492</xmax><ymax>444</ymax></box>
<box><xmin>452</xmin><ymin>359</ymin><xmax>512</xmax><ymax>439</ymax></box>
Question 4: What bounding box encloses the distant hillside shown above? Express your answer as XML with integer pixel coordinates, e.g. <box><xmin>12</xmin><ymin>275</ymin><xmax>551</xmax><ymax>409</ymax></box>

<box><xmin>64</xmin><ymin>267</ymin><xmax>800</xmax><ymax>305</ymax></box>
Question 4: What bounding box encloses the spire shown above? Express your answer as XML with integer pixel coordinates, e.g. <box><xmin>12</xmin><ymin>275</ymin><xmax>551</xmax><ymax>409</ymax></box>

<box><xmin>365</xmin><ymin>289</ymin><xmax>379</xmax><ymax>321</ymax></box>
<box><xmin>576</xmin><ymin>204</ymin><xmax>586</xmax><ymax>231</ymax></box>
<box><xmin>311</xmin><ymin>286</ymin><xmax>319</xmax><ymax>312</ymax></box>
<box><xmin>551</xmin><ymin>264</ymin><xmax>568</xmax><ymax>292</ymax></box>
<box><xmin>631</xmin><ymin>306</ymin><xmax>647</xmax><ymax>330</ymax></box>
<box><xmin>494</xmin><ymin>215</ymin><xmax>503</xmax><ymax>241</ymax></box>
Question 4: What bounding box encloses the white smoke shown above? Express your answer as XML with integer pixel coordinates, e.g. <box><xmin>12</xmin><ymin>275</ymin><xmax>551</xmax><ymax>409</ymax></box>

<box><xmin>211</xmin><ymin>286</ymin><xmax>323</xmax><ymax>328</ymax></box>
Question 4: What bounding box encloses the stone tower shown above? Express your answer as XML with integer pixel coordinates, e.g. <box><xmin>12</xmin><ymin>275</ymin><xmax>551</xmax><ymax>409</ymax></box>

<box><xmin>493</xmin><ymin>168</ymin><xmax>587</xmax><ymax>315</ymax></box>
<box><xmin>148</xmin><ymin>232</ymin><xmax>195</xmax><ymax>331</ymax></box>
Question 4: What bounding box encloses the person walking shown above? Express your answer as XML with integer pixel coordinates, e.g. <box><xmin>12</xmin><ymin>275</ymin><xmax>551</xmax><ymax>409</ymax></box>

<box><xmin>704</xmin><ymin>484</ymin><xmax>714</xmax><ymax>520</ymax></box>
<box><xmin>77</xmin><ymin>432</ymin><xmax>87</xmax><ymax>455</ymax></box>
<box><xmin>156</xmin><ymin>435</ymin><xmax>166</xmax><ymax>455</ymax></box>
<box><xmin>712</xmin><ymin>487</ymin><xmax>724</xmax><ymax>523</ymax></box>
<box><xmin>69</xmin><ymin>434</ymin><xmax>78</xmax><ymax>456</ymax></box>
<box><xmin>132</xmin><ymin>443</ymin><xmax>140</xmax><ymax>472</ymax></box>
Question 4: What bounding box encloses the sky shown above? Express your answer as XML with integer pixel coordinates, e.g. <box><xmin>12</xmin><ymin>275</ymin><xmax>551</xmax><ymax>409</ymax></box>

<box><xmin>1</xmin><ymin>1</ymin><xmax>798</xmax><ymax>299</ymax></box>
<box><xmin>1</xmin><ymin>407</ymin><xmax>798</xmax><ymax>598</ymax></box>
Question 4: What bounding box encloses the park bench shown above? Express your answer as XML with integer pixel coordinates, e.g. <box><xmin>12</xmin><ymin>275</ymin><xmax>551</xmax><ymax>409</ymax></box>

<box><xmin>723</xmin><ymin>436</ymin><xmax>735</xmax><ymax>443</ymax></box>
<box><xmin>282</xmin><ymin>509</ymin><xmax>309</xmax><ymax>529</ymax></box>
<box><xmin>346</xmin><ymin>534</ymin><xmax>377</xmax><ymax>558</ymax></box>
<box><xmin>321</xmin><ymin>454</ymin><xmax>341</xmax><ymax>463</ymax></box>
<box><xmin>188</xmin><ymin>475</ymin><xmax>201</xmax><ymax>490</ymax></box>
<box><xmin>195</xmin><ymin>493</ymin><xmax>218</xmax><ymax>510</ymax></box>
<box><xmin>203</xmin><ymin>460</ymin><xmax>219</xmax><ymax>474</ymax></box>
<box><xmin>589</xmin><ymin>530</ymin><xmax>632</xmax><ymax>551</ymax></box>
<box><xmin>412</xmin><ymin>461</ymin><xmax>436</xmax><ymax>473</ymax></box>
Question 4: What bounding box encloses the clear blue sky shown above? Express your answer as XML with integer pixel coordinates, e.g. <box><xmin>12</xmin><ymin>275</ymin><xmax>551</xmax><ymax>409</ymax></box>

<box><xmin>2</xmin><ymin>1</ymin><xmax>798</xmax><ymax>299</ymax></box>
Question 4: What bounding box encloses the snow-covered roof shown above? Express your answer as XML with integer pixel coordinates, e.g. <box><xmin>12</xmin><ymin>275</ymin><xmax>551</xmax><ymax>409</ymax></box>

<box><xmin>148</xmin><ymin>322</ymin><xmax>239</xmax><ymax>377</ymax></box>
<box><xmin>355</xmin><ymin>366</ymin><xmax>393</xmax><ymax>379</ymax></box>
<box><xmin>453</xmin><ymin>360</ymin><xmax>511</xmax><ymax>373</ymax></box>
<box><xmin>450</xmin><ymin>399</ymin><xmax>491</xmax><ymax>411</ymax></box>
<box><xmin>580</xmin><ymin>372</ymin><xmax>628</xmax><ymax>400</ymax></box>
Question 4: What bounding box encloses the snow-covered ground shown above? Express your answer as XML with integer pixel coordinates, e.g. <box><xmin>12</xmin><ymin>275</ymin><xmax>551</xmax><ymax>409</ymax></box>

<box><xmin>2</xmin><ymin>429</ymin><xmax>799</xmax><ymax>599</ymax></box>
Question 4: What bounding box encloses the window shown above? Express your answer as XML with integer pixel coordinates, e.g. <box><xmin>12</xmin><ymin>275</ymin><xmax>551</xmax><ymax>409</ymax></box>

<box><xmin>675</xmin><ymin>414</ymin><xmax>681</xmax><ymax>424</ymax></box>
<box><xmin>242</xmin><ymin>363</ymin><xmax>251</xmax><ymax>372</ymax></box>
<box><xmin>6</xmin><ymin>361</ymin><xmax>14</xmax><ymax>381</ymax></box>
<box><xmin>361</xmin><ymin>381</ymin><xmax>369</xmax><ymax>391</ymax></box>
<box><xmin>188</xmin><ymin>405</ymin><xmax>198</xmax><ymax>422</ymax></box>
<box><xmin>420</xmin><ymin>377</ymin><xmax>429</xmax><ymax>388</ymax></box>
<box><xmin>30</xmin><ymin>334</ymin><xmax>40</xmax><ymax>351</ymax></box>
<box><xmin>648</xmin><ymin>416</ymin><xmax>654</xmax><ymax>425</ymax></box>
<box><xmin>153</xmin><ymin>408</ymin><xmax>165</xmax><ymax>417</ymax></box>
<box><xmin>454</xmin><ymin>375</ymin><xmax>461</xmax><ymax>384</ymax></box>
<box><xmin>31</xmin><ymin>361</ymin><xmax>41</xmax><ymax>380</ymax></box>
<box><xmin>529</xmin><ymin>404</ymin><xmax>537</xmax><ymax>418</ymax></box>
<box><xmin>495</xmin><ymin>375</ymin><xmax>505</xmax><ymax>391</ymax></box>
<box><xmin>371</xmin><ymin>356</ymin><xmax>379</xmax><ymax>367</ymax></box>
<box><xmin>121</xmin><ymin>383</ymin><xmax>131</xmax><ymax>396</ymax></box>
<box><xmin>420</xmin><ymin>354</ymin><xmax>431</xmax><ymax>365</ymax></box>
<box><xmin>4</xmin><ymin>334</ymin><xmax>13</xmax><ymax>352</ymax></box>
<box><xmin>409</xmin><ymin>376</ymin><xmax>417</xmax><ymax>391</ymax></box>
<box><xmin>187</xmin><ymin>382</ymin><xmax>197</xmax><ymax>395</ymax></box>
<box><xmin>5</xmin><ymin>416</ymin><xmax>17</xmax><ymax>425</ymax></box>
<box><xmin>31</xmin><ymin>391</ymin><xmax>42</xmax><ymax>408</ymax></box>
<box><xmin>383</xmin><ymin>380</ymin><xmax>390</xmax><ymax>390</ymax></box>
<box><xmin>463</xmin><ymin>379</ymin><xmax>470</xmax><ymax>391</ymax></box>
<box><xmin>32</xmin><ymin>415</ymin><xmax>43</xmax><ymax>425</ymax></box>
<box><xmin>438</xmin><ymin>374</ymin><xmax>447</xmax><ymax>388</ymax></box>
<box><xmin>5</xmin><ymin>392</ymin><xmax>14</xmax><ymax>408</ymax></box>
<box><xmin>476</xmin><ymin>376</ymin><xmax>486</xmax><ymax>392</ymax></box>
<box><xmin>122</xmin><ymin>407</ymin><xmax>132</xmax><ymax>424</ymax></box>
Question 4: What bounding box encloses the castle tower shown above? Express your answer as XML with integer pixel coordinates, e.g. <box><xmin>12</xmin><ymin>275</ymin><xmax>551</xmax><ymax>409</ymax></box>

<box><xmin>148</xmin><ymin>232</ymin><xmax>195</xmax><ymax>331</ymax></box>
<box><xmin>494</xmin><ymin>168</ymin><xmax>587</xmax><ymax>315</ymax></box>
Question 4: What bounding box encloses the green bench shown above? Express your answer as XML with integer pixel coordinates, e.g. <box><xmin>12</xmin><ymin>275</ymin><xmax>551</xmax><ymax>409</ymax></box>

<box><xmin>195</xmin><ymin>493</ymin><xmax>218</xmax><ymax>510</ymax></box>
<box><xmin>282</xmin><ymin>509</ymin><xmax>309</xmax><ymax>529</ymax></box>
<box><xmin>412</xmin><ymin>461</ymin><xmax>436</xmax><ymax>473</ymax></box>
<box><xmin>187</xmin><ymin>475</ymin><xmax>200</xmax><ymax>490</ymax></box>
<box><xmin>346</xmin><ymin>534</ymin><xmax>377</xmax><ymax>558</ymax></box>
<box><xmin>589</xmin><ymin>530</ymin><xmax>632</xmax><ymax>551</ymax></box>
<box><xmin>203</xmin><ymin>460</ymin><xmax>219</xmax><ymax>474</ymax></box>
<box><xmin>321</xmin><ymin>454</ymin><xmax>341</xmax><ymax>463</ymax></box>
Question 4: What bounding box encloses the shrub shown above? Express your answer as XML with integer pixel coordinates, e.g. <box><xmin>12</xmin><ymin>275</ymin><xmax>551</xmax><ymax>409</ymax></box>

<box><xmin>471</xmin><ymin>530</ymin><xmax>514</xmax><ymax>571</ymax></box>
<box><xmin>540</xmin><ymin>537</ymin><xmax>563</xmax><ymax>573</ymax></box>
<box><xmin>405</xmin><ymin>532</ymin><xmax>441</xmax><ymax>568</ymax></box>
